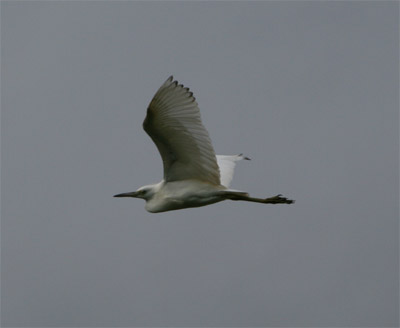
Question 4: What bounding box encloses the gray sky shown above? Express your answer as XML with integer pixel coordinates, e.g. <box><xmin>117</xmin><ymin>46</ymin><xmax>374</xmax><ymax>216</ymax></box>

<box><xmin>1</xmin><ymin>1</ymin><xmax>398</xmax><ymax>327</ymax></box>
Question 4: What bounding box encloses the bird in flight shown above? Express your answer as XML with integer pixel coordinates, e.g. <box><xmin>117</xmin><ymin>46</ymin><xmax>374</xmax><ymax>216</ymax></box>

<box><xmin>114</xmin><ymin>76</ymin><xmax>294</xmax><ymax>213</ymax></box>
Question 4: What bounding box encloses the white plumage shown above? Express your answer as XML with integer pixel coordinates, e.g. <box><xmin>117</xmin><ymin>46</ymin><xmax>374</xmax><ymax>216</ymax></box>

<box><xmin>114</xmin><ymin>76</ymin><xmax>293</xmax><ymax>213</ymax></box>
<box><xmin>216</xmin><ymin>154</ymin><xmax>250</xmax><ymax>188</ymax></box>
<box><xmin>143</xmin><ymin>76</ymin><xmax>220</xmax><ymax>185</ymax></box>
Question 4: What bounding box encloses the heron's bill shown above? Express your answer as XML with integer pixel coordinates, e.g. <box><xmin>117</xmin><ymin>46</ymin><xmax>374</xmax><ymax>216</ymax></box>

<box><xmin>113</xmin><ymin>191</ymin><xmax>139</xmax><ymax>198</ymax></box>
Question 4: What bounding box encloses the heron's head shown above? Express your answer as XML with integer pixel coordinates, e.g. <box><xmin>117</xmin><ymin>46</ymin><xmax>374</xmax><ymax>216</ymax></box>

<box><xmin>114</xmin><ymin>185</ymin><xmax>156</xmax><ymax>201</ymax></box>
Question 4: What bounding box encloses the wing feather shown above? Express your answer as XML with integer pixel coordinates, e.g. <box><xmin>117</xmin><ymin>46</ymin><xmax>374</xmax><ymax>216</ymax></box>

<box><xmin>216</xmin><ymin>154</ymin><xmax>250</xmax><ymax>188</ymax></box>
<box><xmin>143</xmin><ymin>76</ymin><xmax>220</xmax><ymax>185</ymax></box>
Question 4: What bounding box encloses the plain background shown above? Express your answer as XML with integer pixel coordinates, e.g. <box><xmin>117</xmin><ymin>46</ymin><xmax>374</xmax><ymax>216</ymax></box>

<box><xmin>1</xmin><ymin>1</ymin><xmax>398</xmax><ymax>327</ymax></box>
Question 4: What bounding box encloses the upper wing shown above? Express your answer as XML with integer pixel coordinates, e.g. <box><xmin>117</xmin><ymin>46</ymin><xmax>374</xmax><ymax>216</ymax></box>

<box><xmin>143</xmin><ymin>76</ymin><xmax>220</xmax><ymax>185</ymax></box>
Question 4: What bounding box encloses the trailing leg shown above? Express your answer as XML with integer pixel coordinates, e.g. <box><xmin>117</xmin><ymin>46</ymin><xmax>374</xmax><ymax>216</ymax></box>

<box><xmin>225</xmin><ymin>192</ymin><xmax>294</xmax><ymax>204</ymax></box>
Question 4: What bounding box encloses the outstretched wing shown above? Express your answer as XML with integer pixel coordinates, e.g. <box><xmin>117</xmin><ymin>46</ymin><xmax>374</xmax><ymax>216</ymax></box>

<box><xmin>143</xmin><ymin>76</ymin><xmax>220</xmax><ymax>185</ymax></box>
<box><xmin>216</xmin><ymin>154</ymin><xmax>250</xmax><ymax>188</ymax></box>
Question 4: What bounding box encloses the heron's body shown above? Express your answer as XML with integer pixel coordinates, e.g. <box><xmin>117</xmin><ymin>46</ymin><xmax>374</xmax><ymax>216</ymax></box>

<box><xmin>114</xmin><ymin>76</ymin><xmax>294</xmax><ymax>212</ymax></box>
<box><xmin>140</xmin><ymin>180</ymin><xmax>233</xmax><ymax>213</ymax></box>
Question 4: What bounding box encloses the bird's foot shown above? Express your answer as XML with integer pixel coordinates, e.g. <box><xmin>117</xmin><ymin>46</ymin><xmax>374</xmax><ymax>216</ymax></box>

<box><xmin>264</xmin><ymin>194</ymin><xmax>294</xmax><ymax>204</ymax></box>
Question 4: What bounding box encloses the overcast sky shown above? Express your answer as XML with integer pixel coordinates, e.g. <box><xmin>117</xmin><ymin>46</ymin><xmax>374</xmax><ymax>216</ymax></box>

<box><xmin>1</xmin><ymin>1</ymin><xmax>398</xmax><ymax>327</ymax></box>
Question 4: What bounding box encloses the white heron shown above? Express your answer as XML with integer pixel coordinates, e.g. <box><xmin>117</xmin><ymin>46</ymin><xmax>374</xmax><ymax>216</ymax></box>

<box><xmin>114</xmin><ymin>76</ymin><xmax>294</xmax><ymax>213</ymax></box>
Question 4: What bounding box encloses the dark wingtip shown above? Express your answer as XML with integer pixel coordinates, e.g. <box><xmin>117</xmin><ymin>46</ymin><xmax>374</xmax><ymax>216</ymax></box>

<box><xmin>239</xmin><ymin>153</ymin><xmax>251</xmax><ymax>160</ymax></box>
